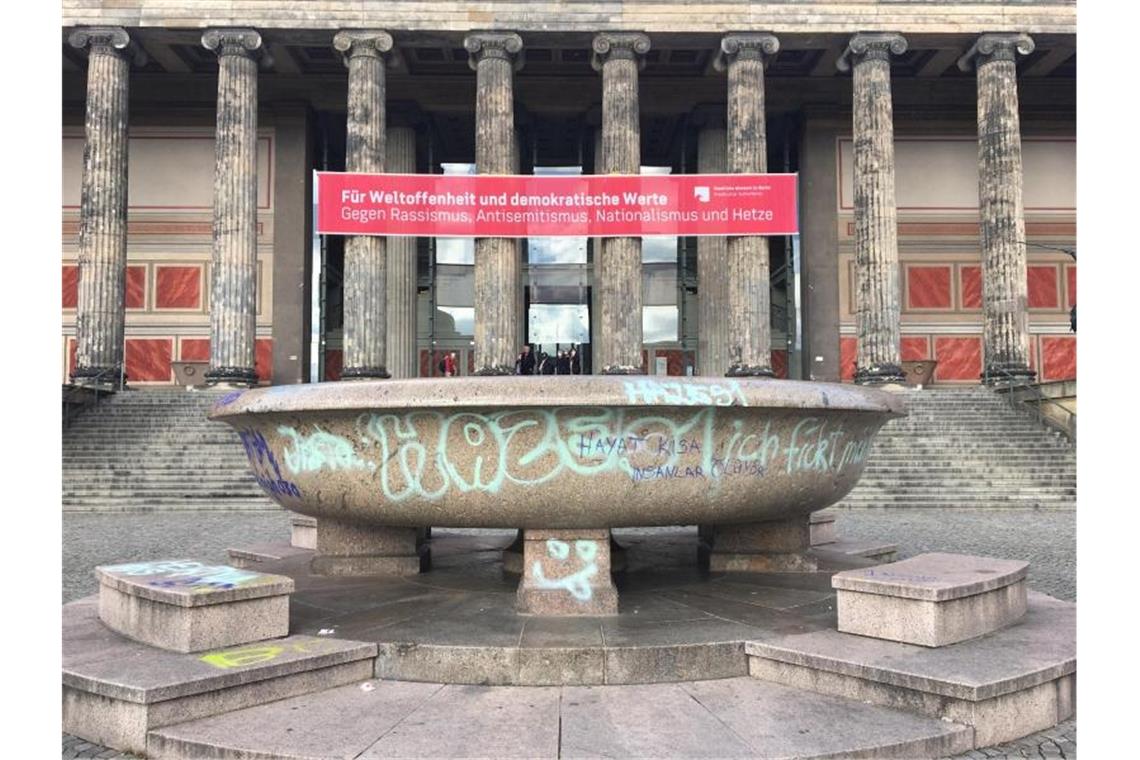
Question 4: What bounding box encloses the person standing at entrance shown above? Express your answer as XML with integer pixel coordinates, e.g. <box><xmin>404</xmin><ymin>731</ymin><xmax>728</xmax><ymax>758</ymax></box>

<box><xmin>443</xmin><ymin>352</ymin><xmax>457</xmax><ymax>377</ymax></box>
<box><xmin>569</xmin><ymin>347</ymin><xmax>581</xmax><ymax>375</ymax></box>
<box><xmin>516</xmin><ymin>344</ymin><xmax>536</xmax><ymax>375</ymax></box>
<box><xmin>556</xmin><ymin>351</ymin><xmax>571</xmax><ymax>375</ymax></box>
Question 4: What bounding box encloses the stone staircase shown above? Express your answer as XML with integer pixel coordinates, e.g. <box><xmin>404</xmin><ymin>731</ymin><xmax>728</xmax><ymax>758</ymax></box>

<box><xmin>837</xmin><ymin>385</ymin><xmax>1076</xmax><ymax>510</ymax></box>
<box><xmin>62</xmin><ymin>388</ymin><xmax>276</xmax><ymax>512</ymax></box>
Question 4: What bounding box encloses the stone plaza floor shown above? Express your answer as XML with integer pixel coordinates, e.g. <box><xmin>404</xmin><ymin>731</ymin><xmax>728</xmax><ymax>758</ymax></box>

<box><xmin>61</xmin><ymin>508</ymin><xmax>1076</xmax><ymax>758</ymax></box>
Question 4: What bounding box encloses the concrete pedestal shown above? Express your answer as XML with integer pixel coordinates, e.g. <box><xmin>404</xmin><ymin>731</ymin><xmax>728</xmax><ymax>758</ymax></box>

<box><xmin>832</xmin><ymin>552</ymin><xmax>1028</xmax><ymax>647</ymax></box>
<box><xmin>96</xmin><ymin>560</ymin><xmax>292</xmax><ymax>653</ymax></box>
<box><xmin>809</xmin><ymin>510</ymin><xmax>837</xmax><ymax>546</ymax></box>
<box><xmin>516</xmin><ymin>529</ymin><xmax>618</xmax><ymax>615</ymax></box>
<box><xmin>709</xmin><ymin>515</ymin><xmax>819</xmax><ymax>572</ymax></box>
<box><xmin>310</xmin><ymin>519</ymin><xmax>422</xmax><ymax>576</ymax></box>
<box><xmin>290</xmin><ymin>515</ymin><xmax>317</xmax><ymax>550</ymax></box>
<box><xmin>505</xmin><ymin>529</ymin><xmax>627</xmax><ymax>575</ymax></box>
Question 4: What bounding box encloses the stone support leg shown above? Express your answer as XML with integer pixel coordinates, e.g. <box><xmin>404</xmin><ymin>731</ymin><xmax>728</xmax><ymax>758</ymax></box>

<box><xmin>202</xmin><ymin>29</ymin><xmax>263</xmax><ymax>386</ymax></box>
<box><xmin>68</xmin><ymin>28</ymin><xmax>144</xmax><ymax>387</ymax></box>
<box><xmin>593</xmin><ymin>33</ymin><xmax>650</xmax><ymax>374</ymax></box>
<box><xmin>708</xmin><ymin>515</ymin><xmax>818</xmax><ymax>573</ymax></box>
<box><xmin>838</xmin><ymin>33</ymin><xmax>908</xmax><ymax>386</ymax></box>
<box><xmin>335</xmin><ymin>31</ymin><xmax>394</xmax><ymax>380</ymax></box>
<box><xmin>717</xmin><ymin>34</ymin><xmax>779</xmax><ymax>377</ymax></box>
<box><xmin>516</xmin><ymin>529</ymin><xmax>618</xmax><ymax>615</ymax></box>
<box><xmin>310</xmin><ymin>518</ymin><xmax>423</xmax><ymax>576</ymax></box>
<box><xmin>386</xmin><ymin>125</ymin><xmax>419</xmax><ymax>379</ymax></box>
<box><xmin>959</xmin><ymin>34</ymin><xmax>1037</xmax><ymax>383</ymax></box>
<box><xmin>466</xmin><ymin>32</ymin><xmax>523</xmax><ymax>375</ymax></box>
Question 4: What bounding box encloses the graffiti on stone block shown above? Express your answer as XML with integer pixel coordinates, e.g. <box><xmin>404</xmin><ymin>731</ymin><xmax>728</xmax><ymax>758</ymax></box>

<box><xmin>622</xmin><ymin>379</ymin><xmax>747</xmax><ymax>407</ymax></box>
<box><xmin>104</xmin><ymin>560</ymin><xmax>261</xmax><ymax>591</ymax></box>
<box><xmin>238</xmin><ymin>428</ymin><xmax>302</xmax><ymax>499</ymax></box>
<box><xmin>531</xmin><ymin>539</ymin><xmax>599</xmax><ymax>602</ymax></box>
<box><xmin>199</xmin><ymin>639</ymin><xmax>336</xmax><ymax>669</ymax></box>
<box><xmin>279</xmin><ymin>425</ymin><xmax>374</xmax><ymax>474</ymax></box>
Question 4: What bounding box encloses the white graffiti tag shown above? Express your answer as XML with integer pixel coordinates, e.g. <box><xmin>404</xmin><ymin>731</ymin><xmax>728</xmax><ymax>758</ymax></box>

<box><xmin>531</xmin><ymin>539</ymin><xmax>599</xmax><ymax>601</ymax></box>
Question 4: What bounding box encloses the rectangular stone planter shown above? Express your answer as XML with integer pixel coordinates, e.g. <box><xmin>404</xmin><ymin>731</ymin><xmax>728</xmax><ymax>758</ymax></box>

<box><xmin>97</xmin><ymin>560</ymin><xmax>293</xmax><ymax>653</ymax></box>
<box><xmin>831</xmin><ymin>552</ymin><xmax>1028</xmax><ymax>647</ymax></box>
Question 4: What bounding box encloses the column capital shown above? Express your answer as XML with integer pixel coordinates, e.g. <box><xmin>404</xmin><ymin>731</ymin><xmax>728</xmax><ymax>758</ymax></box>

<box><xmin>591</xmin><ymin>32</ymin><xmax>651</xmax><ymax>71</ymax></box>
<box><xmin>713</xmin><ymin>33</ymin><xmax>779</xmax><ymax>72</ymax></box>
<box><xmin>463</xmin><ymin>32</ymin><xmax>524</xmax><ymax>72</ymax></box>
<box><xmin>68</xmin><ymin>26</ymin><xmax>148</xmax><ymax>67</ymax></box>
<box><xmin>333</xmin><ymin>30</ymin><xmax>394</xmax><ymax>66</ymax></box>
<box><xmin>202</xmin><ymin>28</ymin><xmax>264</xmax><ymax>61</ymax></box>
<box><xmin>836</xmin><ymin>32</ymin><xmax>907</xmax><ymax>72</ymax></box>
<box><xmin>957</xmin><ymin>33</ymin><xmax>1035</xmax><ymax>71</ymax></box>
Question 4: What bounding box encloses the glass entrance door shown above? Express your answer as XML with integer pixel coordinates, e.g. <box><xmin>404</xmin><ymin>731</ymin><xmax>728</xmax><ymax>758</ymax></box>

<box><xmin>525</xmin><ymin>165</ymin><xmax>590</xmax><ymax>374</ymax></box>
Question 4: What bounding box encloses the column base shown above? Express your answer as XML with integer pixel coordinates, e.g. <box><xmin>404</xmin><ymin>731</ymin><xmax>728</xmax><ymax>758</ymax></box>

<box><xmin>982</xmin><ymin>364</ymin><xmax>1036</xmax><ymax>385</ymax></box>
<box><xmin>707</xmin><ymin>515</ymin><xmax>819</xmax><ymax>573</ymax></box>
<box><xmin>71</xmin><ymin>365</ymin><xmax>126</xmax><ymax>389</ymax></box>
<box><xmin>205</xmin><ymin>366</ymin><xmax>259</xmax><ymax>387</ymax></box>
<box><xmin>310</xmin><ymin>519</ymin><xmax>423</xmax><ymax>577</ymax></box>
<box><xmin>854</xmin><ymin>363</ymin><xmax>907</xmax><ymax>386</ymax></box>
<box><xmin>516</xmin><ymin>528</ymin><xmax>619</xmax><ymax>616</ymax></box>
<box><xmin>341</xmin><ymin>366</ymin><xmax>391</xmax><ymax>380</ymax></box>
<box><xmin>726</xmin><ymin>365</ymin><xmax>775</xmax><ymax>378</ymax></box>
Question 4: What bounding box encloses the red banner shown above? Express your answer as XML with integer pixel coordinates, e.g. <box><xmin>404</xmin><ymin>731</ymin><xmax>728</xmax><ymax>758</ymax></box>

<box><xmin>315</xmin><ymin>172</ymin><xmax>798</xmax><ymax>238</ymax></box>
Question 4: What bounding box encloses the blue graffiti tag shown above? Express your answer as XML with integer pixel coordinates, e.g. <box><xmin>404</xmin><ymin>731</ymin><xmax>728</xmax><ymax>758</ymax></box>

<box><xmin>238</xmin><ymin>428</ymin><xmax>302</xmax><ymax>498</ymax></box>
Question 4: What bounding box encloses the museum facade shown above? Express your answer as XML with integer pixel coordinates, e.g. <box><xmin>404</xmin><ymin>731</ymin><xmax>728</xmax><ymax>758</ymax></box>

<box><xmin>61</xmin><ymin>1</ymin><xmax>1076</xmax><ymax>387</ymax></box>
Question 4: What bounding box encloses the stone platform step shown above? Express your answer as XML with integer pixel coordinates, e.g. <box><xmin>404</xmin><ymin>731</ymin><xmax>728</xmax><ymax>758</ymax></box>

<box><xmin>63</xmin><ymin>598</ymin><xmax>377</xmax><ymax>755</ymax></box>
<box><xmin>746</xmin><ymin>591</ymin><xmax>1075</xmax><ymax>748</ymax></box>
<box><xmin>145</xmin><ymin>677</ymin><xmax>973</xmax><ymax>759</ymax></box>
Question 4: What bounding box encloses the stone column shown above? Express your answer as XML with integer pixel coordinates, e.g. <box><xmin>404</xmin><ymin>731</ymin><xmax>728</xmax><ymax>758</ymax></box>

<box><xmin>695</xmin><ymin>123</ymin><xmax>731</xmax><ymax>377</ymax></box>
<box><xmin>837</xmin><ymin>33</ymin><xmax>908</xmax><ymax>385</ymax></box>
<box><xmin>959</xmin><ymin>34</ymin><xmax>1036</xmax><ymax>383</ymax></box>
<box><xmin>202</xmin><ymin>29</ymin><xmax>264</xmax><ymax>386</ymax></box>
<box><xmin>465</xmin><ymin>32</ymin><xmax>523</xmax><ymax>375</ymax></box>
<box><xmin>716</xmin><ymin>33</ymin><xmax>779</xmax><ymax>377</ymax></box>
<box><xmin>386</xmin><ymin>125</ymin><xmax>418</xmax><ymax>379</ymax></box>
<box><xmin>68</xmin><ymin>28</ymin><xmax>146</xmax><ymax>387</ymax></box>
<box><xmin>592</xmin><ymin>32</ymin><xmax>651</xmax><ymax>374</ymax></box>
<box><xmin>334</xmin><ymin>30</ymin><xmax>394</xmax><ymax>380</ymax></box>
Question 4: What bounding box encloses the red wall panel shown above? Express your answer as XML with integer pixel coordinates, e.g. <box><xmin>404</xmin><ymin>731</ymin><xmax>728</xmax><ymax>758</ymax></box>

<box><xmin>1027</xmin><ymin>265</ymin><xmax>1059</xmax><ymax>309</ymax></box>
<box><xmin>907</xmin><ymin>266</ymin><xmax>952</xmax><ymax>309</ymax></box>
<box><xmin>125</xmin><ymin>266</ymin><xmax>147</xmax><ymax>309</ymax></box>
<box><xmin>324</xmin><ymin>349</ymin><xmax>343</xmax><ymax>381</ymax></box>
<box><xmin>255</xmin><ymin>339</ymin><xmax>273</xmax><ymax>382</ymax></box>
<box><xmin>1041</xmin><ymin>335</ymin><xmax>1076</xmax><ymax>381</ymax></box>
<box><xmin>901</xmin><ymin>336</ymin><xmax>930</xmax><ymax>361</ymax></box>
<box><xmin>155</xmin><ymin>266</ymin><xmax>202</xmax><ymax>309</ymax></box>
<box><xmin>840</xmin><ymin>337</ymin><xmax>857</xmax><ymax>382</ymax></box>
<box><xmin>1066</xmin><ymin>266</ymin><xmax>1076</xmax><ymax>308</ymax></box>
<box><xmin>933</xmin><ymin>337</ymin><xmax>982</xmax><ymax>382</ymax></box>
<box><xmin>770</xmin><ymin>349</ymin><xmax>788</xmax><ymax>379</ymax></box>
<box><xmin>126</xmin><ymin>338</ymin><xmax>172</xmax><ymax>382</ymax></box>
<box><xmin>180</xmin><ymin>338</ymin><xmax>210</xmax><ymax>361</ymax></box>
<box><xmin>63</xmin><ymin>266</ymin><xmax>78</xmax><ymax>309</ymax></box>
<box><xmin>960</xmin><ymin>266</ymin><xmax>982</xmax><ymax>310</ymax></box>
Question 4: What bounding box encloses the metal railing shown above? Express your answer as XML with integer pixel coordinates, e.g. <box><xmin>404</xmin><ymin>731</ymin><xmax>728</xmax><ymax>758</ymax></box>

<box><xmin>62</xmin><ymin>366</ymin><xmax>124</xmax><ymax>429</ymax></box>
<box><xmin>983</xmin><ymin>367</ymin><xmax>1076</xmax><ymax>443</ymax></box>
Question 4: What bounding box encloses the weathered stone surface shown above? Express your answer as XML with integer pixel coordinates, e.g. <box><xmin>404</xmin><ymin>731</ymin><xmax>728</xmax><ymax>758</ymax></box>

<box><xmin>466</xmin><ymin>32</ymin><xmax>523</xmax><ymax>375</ymax></box>
<box><xmin>202</xmin><ymin>28</ymin><xmax>263</xmax><ymax>386</ymax></box>
<box><xmin>833</xmin><ymin>552</ymin><xmax>1028</xmax><ymax>647</ymax></box>
<box><xmin>593</xmin><ymin>32</ymin><xmax>650</xmax><ymax>374</ymax></box>
<box><xmin>960</xmin><ymin>33</ymin><xmax>1037</xmax><ymax>383</ymax></box>
<box><xmin>68</xmin><ymin>28</ymin><xmax>144</xmax><ymax>386</ymax></box>
<box><xmin>210</xmin><ymin>376</ymin><xmax>903</xmax><ymax>529</ymax></box>
<box><xmin>838</xmin><ymin>32</ymin><xmax>908</xmax><ymax>385</ymax></box>
<box><xmin>517</xmin><ymin>528</ymin><xmax>618</xmax><ymax>615</ymax></box>
<box><xmin>96</xmin><ymin>560</ymin><xmax>292</xmax><ymax>652</ymax></box>
<box><xmin>335</xmin><ymin>30</ymin><xmax>394</xmax><ymax>380</ymax></box>
<box><xmin>290</xmin><ymin>513</ymin><xmax>317</xmax><ymax>549</ymax></box>
<box><xmin>809</xmin><ymin>509</ymin><xmax>837</xmax><ymax>545</ymax></box>
<box><xmin>716</xmin><ymin>33</ymin><xmax>778</xmax><ymax>377</ymax></box>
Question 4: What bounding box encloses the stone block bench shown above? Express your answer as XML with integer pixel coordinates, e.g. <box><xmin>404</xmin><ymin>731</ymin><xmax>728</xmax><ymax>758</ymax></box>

<box><xmin>97</xmin><ymin>560</ymin><xmax>294</xmax><ymax>653</ymax></box>
<box><xmin>831</xmin><ymin>552</ymin><xmax>1028</xmax><ymax>647</ymax></box>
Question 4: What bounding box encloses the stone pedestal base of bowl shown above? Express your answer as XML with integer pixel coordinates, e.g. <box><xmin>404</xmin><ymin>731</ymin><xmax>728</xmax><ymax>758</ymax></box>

<box><xmin>831</xmin><ymin>553</ymin><xmax>1028</xmax><ymax>647</ymax></box>
<box><xmin>96</xmin><ymin>561</ymin><xmax>293</xmax><ymax>653</ymax></box>
<box><xmin>504</xmin><ymin>529</ymin><xmax>628</xmax><ymax>576</ymax></box>
<box><xmin>809</xmin><ymin>511</ymin><xmax>837</xmax><ymax>546</ymax></box>
<box><xmin>309</xmin><ymin>519</ymin><xmax>424</xmax><ymax>577</ymax></box>
<box><xmin>290</xmin><ymin>515</ymin><xmax>317</xmax><ymax>550</ymax></box>
<box><xmin>708</xmin><ymin>515</ymin><xmax>819</xmax><ymax>573</ymax></box>
<box><xmin>516</xmin><ymin>529</ymin><xmax>618</xmax><ymax>615</ymax></box>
